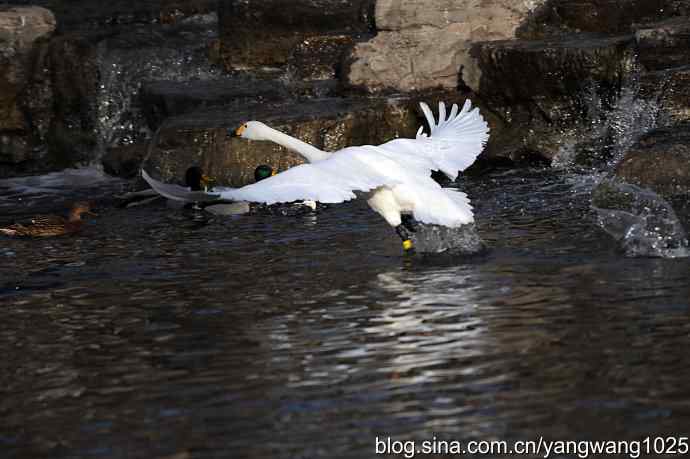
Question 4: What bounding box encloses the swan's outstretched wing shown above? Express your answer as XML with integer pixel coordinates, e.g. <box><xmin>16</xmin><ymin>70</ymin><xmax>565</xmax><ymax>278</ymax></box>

<box><xmin>379</xmin><ymin>100</ymin><xmax>489</xmax><ymax>180</ymax></box>
<box><xmin>141</xmin><ymin>169</ymin><xmax>221</xmax><ymax>202</ymax></box>
<box><xmin>215</xmin><ymin>147</ymin><xmax>402</xmax><ymax>204</ymax></box>
<box><xmin>143</xmin><ymin>147</ymin><xmax>404</xmax><ymax>206</ymax></box>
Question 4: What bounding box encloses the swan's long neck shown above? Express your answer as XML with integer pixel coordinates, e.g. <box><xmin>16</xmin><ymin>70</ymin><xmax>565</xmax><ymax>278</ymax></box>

<box><xmin>260</xmin><ymin>125</ymin><xmax>330</xmax><ymax>163</ymax></box>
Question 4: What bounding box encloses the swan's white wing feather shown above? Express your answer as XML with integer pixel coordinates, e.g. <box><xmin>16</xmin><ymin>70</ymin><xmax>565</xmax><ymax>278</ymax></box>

<box><xmin>216</xmin><ymin>147</ymin><xmax>402</xmax><ymax>205</ymax></box>
<box><xmin>141</xmin><ymin>169</ymin><xmax>220</xmax><ymax>202</ymax></box>
<box><xmin>381</xmin><ymin>100</ymin><xmax>489</xmax><ymax>180</ymax></box>
<box><xmin>410</xmin><ymin>187</ymin><xmax>474</xmax><ymax>227</ymax></box>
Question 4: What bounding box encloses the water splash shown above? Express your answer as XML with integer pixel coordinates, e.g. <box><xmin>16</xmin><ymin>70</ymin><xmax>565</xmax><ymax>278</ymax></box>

<box><xmin>552</xmin><ymin>59</ymin><xmax>661</xmax><ymax>170</ymax></box>
<box><xmin>95</xmin><ymin>13</ymin><xmax>225</xmax><ymax>155</ymax></box>
<box><xmin>553</xmin><ymin>56</ymin><xmax>688</xmax><ymax>258</ymax></box>
<box><xmin>410</xmin><ymin>223</ymin><xmax>486</xmax><ymax>255</ymax></box>
<box><xmin>592</xmin><ymin>180</ymin><xmax>689</xmax><ymax>258</ymax></box>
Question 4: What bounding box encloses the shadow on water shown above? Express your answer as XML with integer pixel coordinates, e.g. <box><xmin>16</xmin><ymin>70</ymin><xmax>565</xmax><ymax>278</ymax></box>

<box><xmin>1</xmin><ymin>168</ymin><xmax>690</xmax><ymax>458</ymax></box>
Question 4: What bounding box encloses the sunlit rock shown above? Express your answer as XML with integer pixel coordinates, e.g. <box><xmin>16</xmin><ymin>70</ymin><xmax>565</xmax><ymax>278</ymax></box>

<box><xmin>345</xmin><ymin>0</ymin><xmax>546</xmax><ymax>93</ymax></box>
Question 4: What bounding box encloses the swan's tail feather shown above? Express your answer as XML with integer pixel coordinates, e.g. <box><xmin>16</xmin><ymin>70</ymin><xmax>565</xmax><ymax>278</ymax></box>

<box><xmin>417</xmin><ymin>100</ymin><xmax>489</xmax><ymax>180</ymax></box>
<box><xmin>141</xmin><ymin>169</ymin><xmax>221</xmax><ymax>203</ymax></box>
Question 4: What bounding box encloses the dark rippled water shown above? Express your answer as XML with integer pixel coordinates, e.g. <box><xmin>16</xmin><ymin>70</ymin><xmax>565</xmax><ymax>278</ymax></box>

<box><xmin>1</xmin><ymin>168</ymin><xmax>689</xmax><ymax>459</ymax></box>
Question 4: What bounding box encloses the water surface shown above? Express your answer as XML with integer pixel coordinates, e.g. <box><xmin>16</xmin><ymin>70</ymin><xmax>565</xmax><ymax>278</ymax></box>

<box><xmin>1</xmin><ymin>169</ymin><xmax>689</xmax><ymax>458</ymax></box>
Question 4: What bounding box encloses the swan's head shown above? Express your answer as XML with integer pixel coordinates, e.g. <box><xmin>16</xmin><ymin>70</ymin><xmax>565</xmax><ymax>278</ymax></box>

<box><xmin>232</xmin><ymin>121</ymin><xmax>268</xmax><ymax>141</ymax></box>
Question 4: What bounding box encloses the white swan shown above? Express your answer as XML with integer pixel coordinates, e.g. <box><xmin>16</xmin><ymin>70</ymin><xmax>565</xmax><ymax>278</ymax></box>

<box><xmin>143</xmin><ymin>100</ymin><xmax>489</xmax><ymax>250</ymax></box>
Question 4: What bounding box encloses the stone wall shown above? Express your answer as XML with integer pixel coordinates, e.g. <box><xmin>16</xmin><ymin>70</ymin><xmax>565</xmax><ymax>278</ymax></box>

<box><xmin>345</xmin><ymin>0</ymin><xmax>547</xmax><ymax>92</ymax></box>
<box><xmin>0</xmin><ymin>6</ymin><xmax>55</xmax><ymax>173</ymax></box>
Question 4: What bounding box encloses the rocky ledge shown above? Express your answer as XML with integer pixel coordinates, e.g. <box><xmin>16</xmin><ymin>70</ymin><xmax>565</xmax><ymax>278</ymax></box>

<box><xmin>142</xmin><ymin>97</ymin><xmax>421</xmax><ymax>187</ymax></box>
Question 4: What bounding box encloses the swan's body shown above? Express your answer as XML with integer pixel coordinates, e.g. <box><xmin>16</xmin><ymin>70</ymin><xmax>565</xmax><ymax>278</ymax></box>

<box><xmin>143</xmin><ymin>100</ymin><xmax>489</xmax><ymax>250</ymax></box>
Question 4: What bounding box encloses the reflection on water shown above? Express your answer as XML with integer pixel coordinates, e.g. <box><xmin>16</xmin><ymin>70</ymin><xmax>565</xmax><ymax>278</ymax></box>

<box><xmin>1</xmin><ymin>169</ymin><xmax>689</xmax><ymax>458</ymax></box>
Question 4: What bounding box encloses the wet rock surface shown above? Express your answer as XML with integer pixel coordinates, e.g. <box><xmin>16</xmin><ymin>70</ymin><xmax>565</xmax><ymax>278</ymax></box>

<box><xmin>143</xmin><ymin>97</ymin><xmax>420</xmax><ymax>187</ymax></box>
<box><xmin>102</xmin><ymin>144</ymin><xmax>149</xmax><ymax>179</ymax></box>
<box><xmin>636</xmin><ymin>17</ymin><xmax>690</xmax><ymax>71</ymax></box>
<box><xmin>2</xmin><ymin>7</ymin><xmax>222</xmax><ymax>177</ymax></box>
<box><xmin>519</xmin><ymin>0</ymin><xmax>690</xmax><ymax>38</ymax></box>
<box><xmin>471</xmin><ymin>34</ymin><xmax>635</xmax><ymax>162</ymax></box>
<box><xmin>0</xmin><ymin>6</ymin><xmax>56</xmax><ymax>174</ymax></box>
<box><xmin>1</xmin><ymin>0</ymin><xmax>690</xmax><ymax>190</ymax></box>
<box><xmin>218</xmin><ymin>0</ymin><xmax>374</xmax><ymax>70</ymax></box>
<box><xmin>615</xmin><ymin>125</ymin><xmax>690</xmax><ymax>198</ymax></box>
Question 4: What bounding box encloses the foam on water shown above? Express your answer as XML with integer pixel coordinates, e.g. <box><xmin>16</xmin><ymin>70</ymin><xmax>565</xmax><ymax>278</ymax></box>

<box><xmin>411</xmin><ymin>223</ymin><xmax>485</xmax><ymax>255</ymax></box>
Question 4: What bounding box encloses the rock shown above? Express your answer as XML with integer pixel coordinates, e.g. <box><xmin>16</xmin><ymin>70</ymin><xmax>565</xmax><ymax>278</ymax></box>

<box><xmin>8</xmin><ymin>1</ymin><xmax>217</xmax><ymax>31</ymax></box>
<box><xmin>639</xmin><ymin>65</ymin><xmax>690</xmax><ymax>127</ymax></box>
<box><xmin>6</xmin><ymin>9</ymin><xmax>223</xmax><ymax>176</ymax></box>
<box><xmin>141</xmin><ymin>78</ymin><xmax>291</xmax><ymax>130</ymax></box>
<box><xmin>102</xmin><ymin>144</ymin><xmax>149</xmax><ymax>178</ymax></box>
<box><xmin>345</xmin><ymin>0</ymin><xmax>546</xmax><ymax>93</ymax></box>
<box><xmin>592</xmin><ymin>178</ymin><xmax>689</xmax><ymax>258</ymax></box>
<box><xmin>287</xmin><ymin>35</ymin><xmax>356</xmax><ymax>81</ymax></box>
<box><xmin>519</xmin><ymin>0</ymin><xmax>690</xmax><ymax>39</ymax></box>
<box><xmin>471</xmin><ymin>34</ymin><xmax>635</xmax><ymax>162</ymax></box>
<box><xmin>143</xmin><ymin>97</ymin><xmax>421</xmax><ymax>187</ymax></box>
<box><xmin>0</xmin><ymin>6</ymin><xmax>56</xmax><ymax>167</ymax></box>
<box><xmin>635</xmin><ymin>17</ymin><xmax>690</xmax><ymax>71</ymax></box>
<box><xmin>615</xmin><ymin>124</ymin><xmax>690</xmax><ymax>198</ymax></box>
<box><xmin>218</xmin><ymin>0</ymin><xmax>374</xmax><ymax>70</ymax></box>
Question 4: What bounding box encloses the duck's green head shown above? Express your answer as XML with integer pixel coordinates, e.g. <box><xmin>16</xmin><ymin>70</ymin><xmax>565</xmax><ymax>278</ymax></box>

<box><xmin>254</xmin><ymin>165</ymin><xmax>275</xmax><ymax>182</ymax></box>
<box><xmin>185</xmin><ymin>166</ymin><xmax>214</xmax><ymax>191</ymax></box>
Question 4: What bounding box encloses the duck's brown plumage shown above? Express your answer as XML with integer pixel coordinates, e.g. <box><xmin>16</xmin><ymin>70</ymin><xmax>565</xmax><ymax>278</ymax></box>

<box><xmin>0</xmin><ymin>202</ymin><xmax>96</xmax><ymax>237</ymax></box>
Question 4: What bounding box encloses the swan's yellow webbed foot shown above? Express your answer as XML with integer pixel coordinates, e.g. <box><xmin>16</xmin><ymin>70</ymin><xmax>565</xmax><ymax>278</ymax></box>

<box><xmin>402</xmin><ymin>239</ymin><xmax>414</xmax><ymax>251</ymax></box>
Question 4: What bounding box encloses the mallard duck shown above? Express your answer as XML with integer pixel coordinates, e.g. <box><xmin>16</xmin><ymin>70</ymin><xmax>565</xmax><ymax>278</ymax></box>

<box><xmin>0</xmin><ymin>201</ymin><xmax>96</xmax><ymax>237</ymax></box>
<box><xmin>116</xmin><ymin>166</ymin><xmax>214</xmax><ymax>208</ymax></box>
<box><xmin>185</xmin><ymin>166</ymin><xmax>214</xmax><ymax>192</ymax></box>
<box><xmin>143</xmin><ymin>165</ymin><xmax>322</xmax><ymax>216</ymax></box>
<box><xmin>254</xmin><ymin>164</ymin><xmax>276</xmax><ymax>182</ymax></box>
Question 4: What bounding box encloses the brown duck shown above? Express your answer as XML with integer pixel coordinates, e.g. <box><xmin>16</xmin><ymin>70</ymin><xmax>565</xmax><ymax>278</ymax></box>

<box><xmin>0</xmin><ymin>201</ymin><xmax>96</xmax><ymax>237</ymax></box>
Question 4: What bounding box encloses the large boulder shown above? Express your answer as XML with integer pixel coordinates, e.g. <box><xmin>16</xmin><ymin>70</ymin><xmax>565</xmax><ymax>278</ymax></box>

<box><xmin>0</xmin><ymin>6</ymin><xmax>55</xmax><ymax>174</ymax></box>
<box><xmin>615</xmin><ymin>124</ymin><xmax>690</xmax><ymax>198</ymax></box>
<box><xmin>142</xmin><ymin>97</ymin><xmax>430</xmax><ymax>186</ymax></box>
<box><xmin>345</xmin><ymin>0</ymin><xmax>547</xmax><ymax>93</ymax></box>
